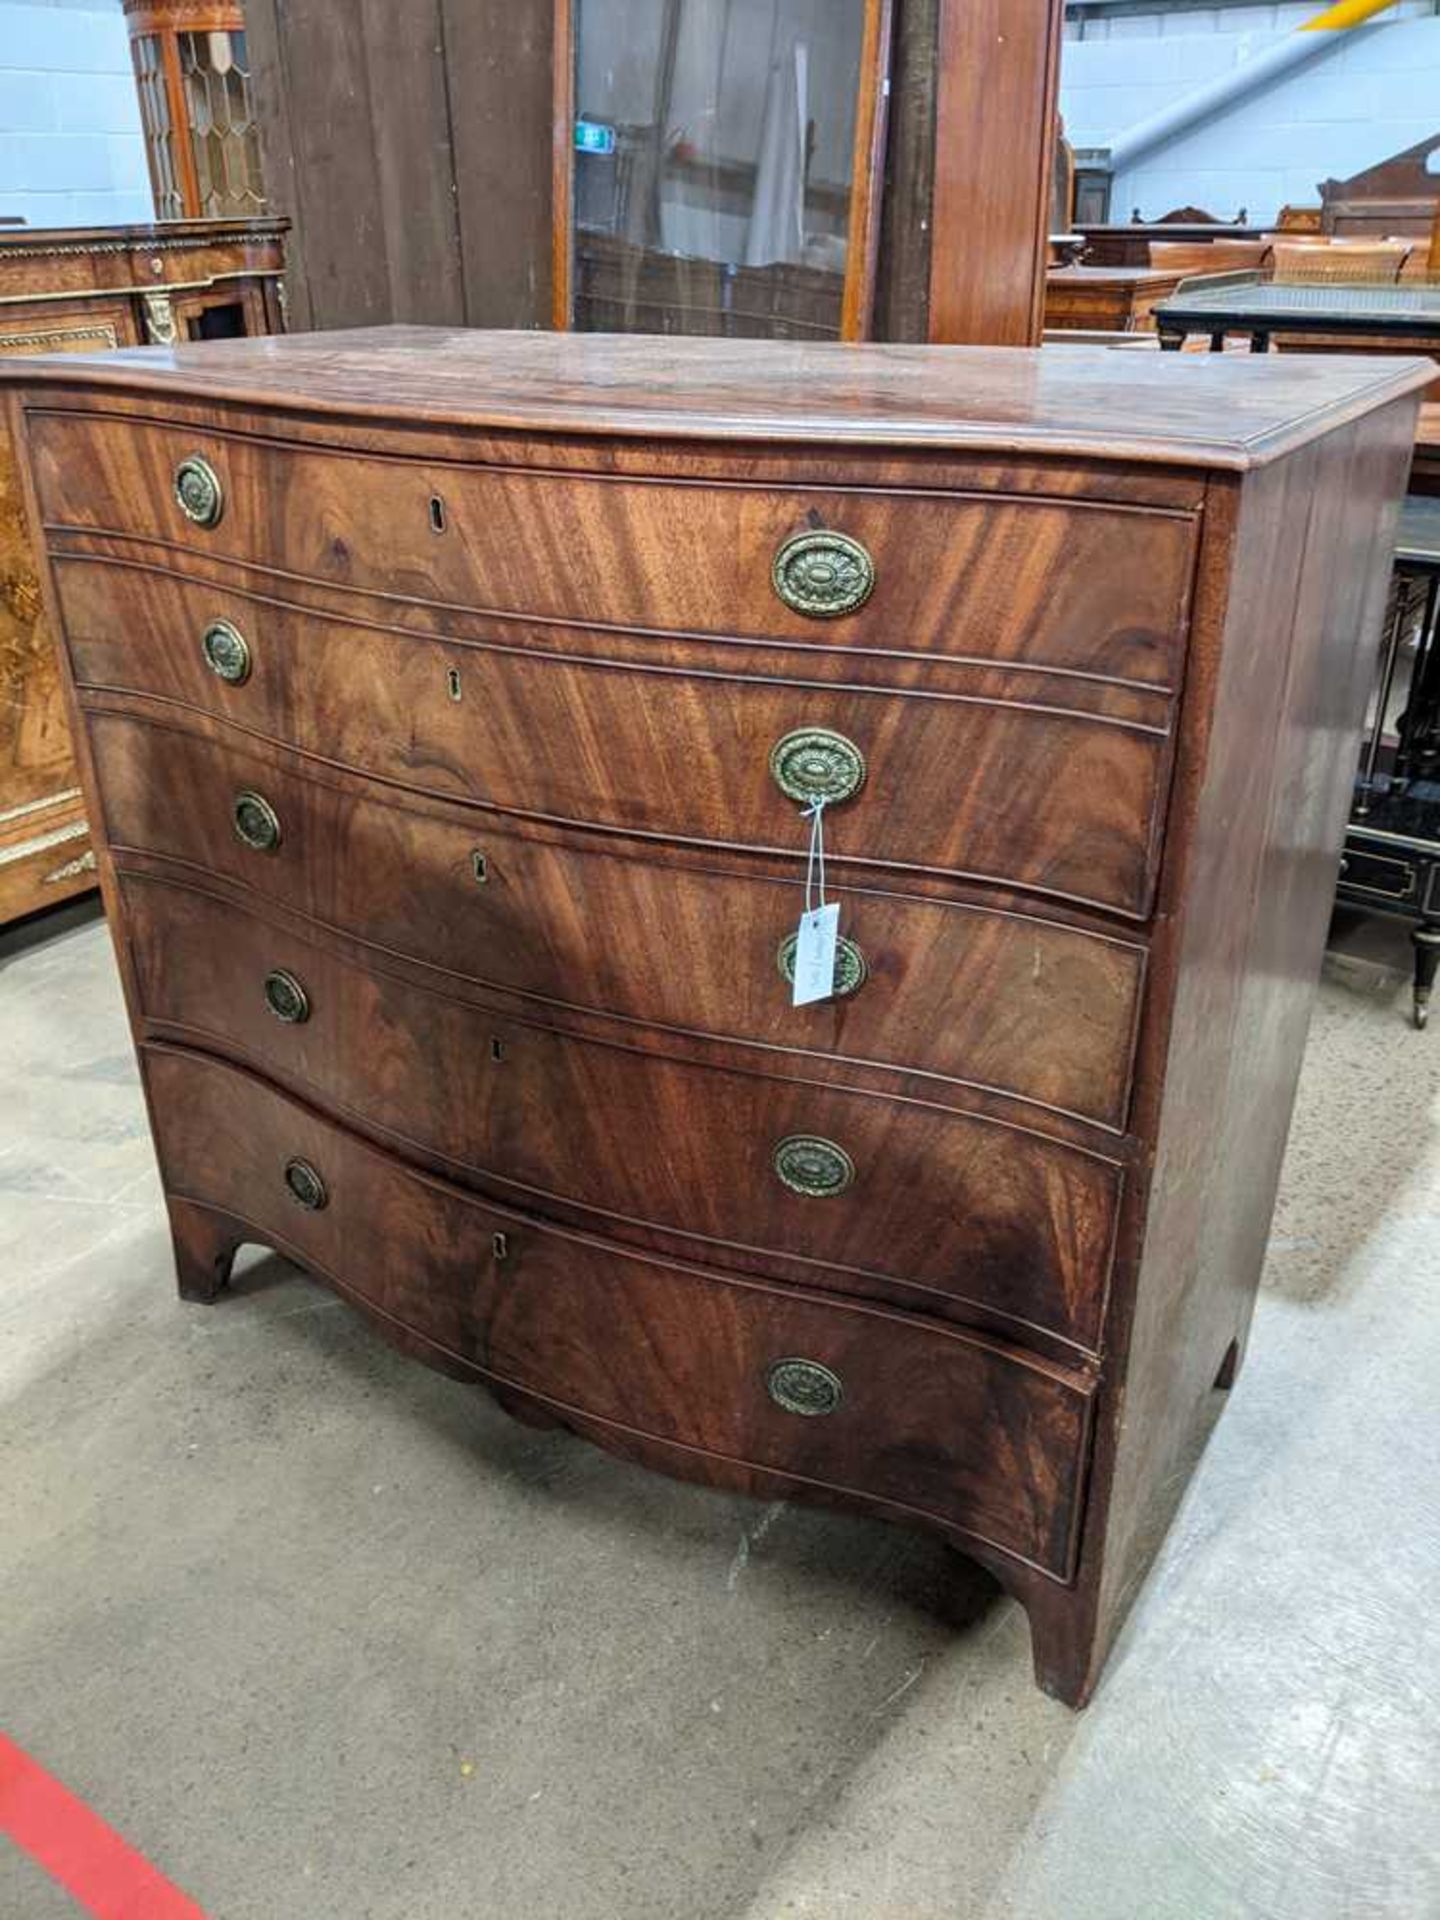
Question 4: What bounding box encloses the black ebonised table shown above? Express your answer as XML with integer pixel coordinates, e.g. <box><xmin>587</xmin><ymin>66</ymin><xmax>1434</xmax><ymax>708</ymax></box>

<box><xmin>1154</xmin><ymin>274</ymin><xmax>1440</xmax><ymax>354</ymax></box>
<box><xmin>1340</xmin><ymin>495</ymin><xmax>1440</xmax><ymax>1025</ymax></box>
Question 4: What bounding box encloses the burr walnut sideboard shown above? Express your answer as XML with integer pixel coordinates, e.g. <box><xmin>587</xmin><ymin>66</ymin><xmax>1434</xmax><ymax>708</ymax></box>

<box><xmin>4</xmin><ymin>329</ymin><xmax>1425</xmax><ymax>1705</ymax></box>
<box><xmin>0</xmin><ymin>217</ymin><xmax>285</xmax><ymax>925</ymax></box>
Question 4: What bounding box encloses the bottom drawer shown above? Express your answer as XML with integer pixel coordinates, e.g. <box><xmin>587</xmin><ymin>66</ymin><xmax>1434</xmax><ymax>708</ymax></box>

<box><xmin>145</xmin><ymin>1046</ymin><xmax>1095</xmax><ymax>1579</ymax></box>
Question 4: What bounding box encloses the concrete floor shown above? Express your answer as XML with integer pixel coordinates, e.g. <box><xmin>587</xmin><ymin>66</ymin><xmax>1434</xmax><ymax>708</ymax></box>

<box><xmin>2</xmin><ymin>899</ymin><xmax>1438</xmax><ymax>1920</ymax></box>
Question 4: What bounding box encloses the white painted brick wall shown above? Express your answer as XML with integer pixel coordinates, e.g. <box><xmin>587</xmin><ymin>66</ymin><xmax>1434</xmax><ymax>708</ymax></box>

<box><xmin>1062</xmin><ymin>6</ymin><xmax>1440</xmax><ymax>225</ymax></box>
<box><xmin>0</xmin><ymin>0</ymin><xmax>153</xmax><ymax>229</ymax></box>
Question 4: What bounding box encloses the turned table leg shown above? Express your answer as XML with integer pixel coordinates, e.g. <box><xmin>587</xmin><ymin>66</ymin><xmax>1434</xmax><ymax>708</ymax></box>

<box><xmin>1412</xmin><ymin>922</ymin><xmax>1440</xmax><ymax>1029</ymax></box>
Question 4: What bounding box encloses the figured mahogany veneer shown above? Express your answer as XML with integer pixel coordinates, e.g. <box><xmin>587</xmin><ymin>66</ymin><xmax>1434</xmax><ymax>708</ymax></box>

<box><xmin>146</xmin><ymin>1045</ymin><xmax>1095</xmax><ymax>1581</ymax></box>
<box><xmin>33</xmin><ymin>409</ymin><xmax>1195</xmax><ymax>682</ymax></box>
<box><xmin>5</xmin><ymin>327</ymin><xmax>1427</xmax><ymax>1707</ymax></box>
<box><xmin>123</xmin><ymin>869</ymin><xmax>1121</xmax><ymax>1356</ymax></box>
<box><xmin>59</xmin><ymin>558</ymin><xmax>1175</xmax><ymax>917</ymax></box>
<box><xmin>89</xmin><ymin>711</ymin><xmax>1147</xmax><ymax>1132</ymax></box>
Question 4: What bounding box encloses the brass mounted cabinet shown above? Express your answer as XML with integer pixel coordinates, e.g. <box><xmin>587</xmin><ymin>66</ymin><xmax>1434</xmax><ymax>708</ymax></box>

<box><xmin>0</xmin><ymin>220</ymin><xmax>284</xmax><ymax>926</ymax></box>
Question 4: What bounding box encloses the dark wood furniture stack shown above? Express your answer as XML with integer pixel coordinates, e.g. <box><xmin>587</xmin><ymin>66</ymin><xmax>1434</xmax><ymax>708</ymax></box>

<box><xmin>1044</xmin><ymin>264</ymin><xmax>1190</xmax><ymax>334</ymax></box>
<box><xmin>3</xmin><ymin>329</ymin><xmax>1423</xmax><ymax>1705</ymax></box>
<box><xmin>1076</xmin><ymin>222</ymin><xmax>1269</xmax><ymax>268</ymax></box>
<box><xmin>1319</xmin><ymin>132</ymin><xmax>1440</xmax><ymax>241</ymax></box>
<box><xmin>0</xmin><ymin>217</ymin><xmax>284</xmax><ymax>925</ymax></box>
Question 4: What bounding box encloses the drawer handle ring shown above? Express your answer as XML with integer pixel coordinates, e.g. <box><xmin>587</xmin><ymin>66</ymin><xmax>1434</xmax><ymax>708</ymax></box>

<box><xmin>772</xmin><ymin>1134</ymin><xmax>856</xmax><ymax>1199</ymax></box>
<box><xmin>283</xmin><ymin>1158</ymin><xmax>327</xmax><ymax>1211</ymax></box>
<box><xmin>769</xmin><ymin>728</ymin><xmax>866</xmax><ymax>807</ymax></box>
<box><xmin>201</xmin><ymin>618</ymin><xmax>251</xmax><ymax>685</ymax></box>
<box><xmin>174</xmin><ymin>454</ymin><xmax>224</xmax><ymax>529</ymax></box>
<box><xmin>773</xmin><ymin>530</ymin><xmax>874</xmax><ymax>619</ymax></box>
<box><xmin>767</xmin><ymin>1358</ymin><xmax>844</xmax><ymax>1418</ymax></box>
<box><xmin>232</xmin><ymin>789</ymin><xmax>282</xmax><ymax>854</ymax></box>
<box><xmin>777</xmin><ymin>931</ymin><xmax>867</xmax><ymax>1001</ymax></box>
<box><xmin>263</xmin><ymin>969</ymin><xmax>310</xmax><ymax>1024</ymax></box>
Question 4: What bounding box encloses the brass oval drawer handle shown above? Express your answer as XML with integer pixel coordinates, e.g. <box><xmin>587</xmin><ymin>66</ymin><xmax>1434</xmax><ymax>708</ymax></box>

<box><xmin>777</xmin><ymin>931</ymin><xmax>867</xmax><ymax>1000</ymax></box>
<box><xmin>263</xmin><ymin>968</ymin><xmax>309</xmax><ymax>1024</ymax></box>
<box><xmin>201</xmin><ymin>618</ymin><xmax>251</xmax><ymax>685</ymax></box>
<box><xmin>772</xmin><ymin>530</ymin><xmax>875</xmax><ymax>619</ymax></box>
<box><xmin>174</xmin><ymin>454</ymin><xmax>224</xmax><ymax>528</ymax></box>
<box><xmin>769</xmin><ymin>727</ymin><xmax>866</xmax><ymax>807</ymax></box>
<box><xmin>772</xmin><ymin>1134</ymin><xmax>855</xmax><ymax>1198</ymax></box>
<box><xmin>232</xmin><ymin>788</ymin><xmax>281</xmax><ymax>853</ymax></box>
<box><xmin>767</xmin><ymin>1358</ymin><xmax>844</xmax><ymax>1417</ymax></box>
<box><xmin>283</xmin><ymin>1158</ymin><xmax>327</xmax><ymax>1211</ymax></box>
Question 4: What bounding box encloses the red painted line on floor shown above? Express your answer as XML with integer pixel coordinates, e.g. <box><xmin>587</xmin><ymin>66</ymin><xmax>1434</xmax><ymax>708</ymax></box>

<box><xmin>0</xmin><ymin>1732</ymin><xmax>209</xmax><ymax>1919</ymax></box>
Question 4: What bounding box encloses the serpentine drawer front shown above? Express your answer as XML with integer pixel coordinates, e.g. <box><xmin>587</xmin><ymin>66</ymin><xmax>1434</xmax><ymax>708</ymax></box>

<box><xmin>122</xmin><ymin>870</ymin><xmax>1121</xmax><ymax>1357</ymax></box>
<box><xmin>8</xmin><ymin>327</ymin><xmax>1423</xmax><ymax>1706</ymax></box>
<box><xmin>33</xmin><ymin>411</ymin><xmax>1197</xmax><ymax>681</ymax></box>
<box><xmin>143</xmin><ymin>1046</ymin><xmax>1096</xmax><ymax>1582</ymax></box>
<box><xmin>56</xmin><ymin>560</ymin><xmax>1174</xmax><ymax>916</ymax></box>
<box><xmin>92</xmin><ymin>712</ymin><xmax>1147</xmax><ymax>1132</ymax></box>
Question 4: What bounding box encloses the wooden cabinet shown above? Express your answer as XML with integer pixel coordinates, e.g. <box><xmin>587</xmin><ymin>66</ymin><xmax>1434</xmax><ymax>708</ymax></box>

<box><xmin>0</xmin><ymin>218</ymin><xmax>284</xmax><ymax>925</ymax></box>
<box><xmin>244</xmin><ymin>0</ymin><xmax>1063</xmax><ymax>345</ymax></box>
<box><xmin>2</xmin><ymin>328</ymin><xmax>1424</xmax><ymax>1703</ymax></box>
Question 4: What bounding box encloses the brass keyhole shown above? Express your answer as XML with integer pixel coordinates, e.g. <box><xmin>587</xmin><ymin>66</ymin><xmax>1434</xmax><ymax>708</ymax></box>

<box><xmin>429</xmin><ymin>494</ymin><xmax>447</xmax><ymax>533</ymax></box>
<box><xmin>447</xmin><ymin>667</ymin><xmax>462</xmax><ymax>701</ymax></box>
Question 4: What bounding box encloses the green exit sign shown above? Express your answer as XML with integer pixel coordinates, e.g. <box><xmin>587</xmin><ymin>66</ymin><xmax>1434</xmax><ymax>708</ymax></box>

<box><xmin>575</xmin><ymin>121</ymin><xmax>616</xmax><ymax>155</ymax></box>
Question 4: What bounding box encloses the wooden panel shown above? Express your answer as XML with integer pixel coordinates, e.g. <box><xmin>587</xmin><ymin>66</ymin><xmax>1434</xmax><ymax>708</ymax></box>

<box><xmin>36</xmin><ymin>419</ymin><xmax>1196</xmax><ymax>685</ymax></box>
<box><xmin>144</xmin><ymin>1042</ymin><xmax>1096</xmax><ymax>1578</ymax></box>
<box><xmin>444</xmin><ymin>0</ymin><xmax>554</xmax><ymax>330</ymax></box>
<box><xmin>1051</xmin><ymin>396</ymin><xmax>1425</xmax><ymax>1706</ymax></box>
<box><xmin>929</xmin><ymin>0</ymin><xmax>1064</xmax><ymax>346</ymax></box>
<box><xmin>92</xmin><ymin>712</ymin><xmax>1146</xmax><ymax>1132</ymax></box>
<box><xmin>244</xmin><ymin>0</ymin><xmax>462</xmax><ymax>332</ymax></box>
<box><xmin>358</xmin><ymin>0</ymin><xmax>465</xmax><ymax>324</ymax></box>
<box><xmin>124</xmin><ymin>870</ymin><xmax>1121</xmax><ymax>1353</ymax></box>
<box><xmin>873</xmin><ymin>0</ymin><xmax>938</xmax><ymax>343</ymax></box>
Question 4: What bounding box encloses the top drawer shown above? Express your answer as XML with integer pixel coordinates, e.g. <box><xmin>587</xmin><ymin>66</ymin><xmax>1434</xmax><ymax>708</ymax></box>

<box><xmin>28</xmin><ymin>411</ymin><xmax>1197</xmax><ymax>685</ymax></box>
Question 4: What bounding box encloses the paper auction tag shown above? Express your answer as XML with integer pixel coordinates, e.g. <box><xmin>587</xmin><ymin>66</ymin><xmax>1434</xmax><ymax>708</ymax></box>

<box><xmin>791</xmin><ymin>901</ymin><xmax>840</xmax><ymax>1007</ymax></box>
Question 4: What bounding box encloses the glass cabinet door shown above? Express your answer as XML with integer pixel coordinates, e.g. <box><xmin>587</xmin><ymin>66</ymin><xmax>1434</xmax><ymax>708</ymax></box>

<box><xmin>555</xmin><ymin>0</ymin><xmax>889</xmax><ymax>340</ymax></box>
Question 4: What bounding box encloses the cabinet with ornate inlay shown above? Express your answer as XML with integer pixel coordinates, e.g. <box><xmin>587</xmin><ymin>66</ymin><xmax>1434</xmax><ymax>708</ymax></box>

<box><xmin>0</xmin><ymin>217</ymin><xmax>284</xmax><ymax>925</ymax></box>
<box><xmin>2</xmin><ymin>329</ymin><xmax>1424</xmax><ymax>1703</ymax></box>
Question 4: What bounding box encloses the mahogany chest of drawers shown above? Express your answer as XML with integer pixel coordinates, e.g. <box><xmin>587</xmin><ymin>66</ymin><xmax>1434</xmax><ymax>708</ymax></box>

<box><xmin>4</xmin><ymin>329</ymin><xmax>1425</xmax><ymax>1705</ymax></box>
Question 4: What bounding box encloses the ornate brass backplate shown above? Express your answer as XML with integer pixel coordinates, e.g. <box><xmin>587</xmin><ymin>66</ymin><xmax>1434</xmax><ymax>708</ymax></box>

<box><xmin>769</xmin><ymin>727</ymin><xmax>867</xmax><ymax>806</ymax></box>
<box><xmin>776</xmin><ymin>931</ymin><xmax>867</xmax><ymax>1000</ymax></box>
<box><xmin>263</xmin><ymin>969</ymin><xmax>309</xmax><ymax>1024</ymax></box>
<box><xmin>232</xmin><ymin>788</ymin><xmax>281</xmax><ymax>853</ymax></box>
<box><xmin>766</xmin><ymin>1358</ymin><xmax>845</xmax><ymax>1417</ymax></box>
<box><xmin>772</xmin><ymin>530</ymin><xmax>875</xmax><ymax>618</ymax></box>
<box><xmin>772</xmin><ymin>1134</ymin><xmax>856</xmax><ymax>1198</ymax></box>
<box><xmin>201</xmin><ymin>618</ymin><xmax>251</xmax><ymax>684</ymax></box>
<box><xmin>283</xmin><ymin>1158</ymin><xmax>327</xmax><ymax>1210</ymax></box>
<box><xmin>174</xmin><ymin>454</ymin><xmax>224</xmax><ymax>528</ymax></box>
